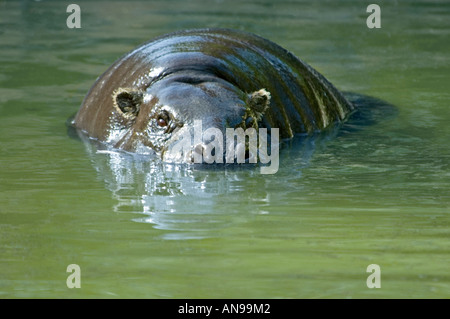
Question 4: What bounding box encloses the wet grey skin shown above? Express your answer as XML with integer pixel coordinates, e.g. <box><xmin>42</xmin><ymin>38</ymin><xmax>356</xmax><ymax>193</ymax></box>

<box><xmin>72</xmin><ymin>28</ymin><xmax>355</xmax><ymax>162</ymax></box>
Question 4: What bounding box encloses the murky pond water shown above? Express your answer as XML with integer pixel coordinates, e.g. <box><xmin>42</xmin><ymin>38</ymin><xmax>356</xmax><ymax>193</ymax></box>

<box><xmin>1</xmin><ymin>0</ymin><xmax>449</xmax><ymax>298</ymax></box>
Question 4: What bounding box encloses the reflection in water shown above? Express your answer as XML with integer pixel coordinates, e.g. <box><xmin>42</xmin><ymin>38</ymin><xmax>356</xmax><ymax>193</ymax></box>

<box><xmin>75</xmin><ymin>131</ymin><xmax>318</xmax><ymax>239</ymax></box>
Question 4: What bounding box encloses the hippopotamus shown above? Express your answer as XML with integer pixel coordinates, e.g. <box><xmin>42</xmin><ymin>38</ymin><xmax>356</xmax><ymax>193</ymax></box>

<box><xmin>72</xmin><ymin>28</ymin><xmax>355</xmax><ymax>164</ymax></box>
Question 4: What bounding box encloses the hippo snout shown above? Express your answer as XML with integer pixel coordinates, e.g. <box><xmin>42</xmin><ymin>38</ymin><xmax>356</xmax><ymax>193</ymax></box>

<box><xmin>185</xmin><ymin>140</ymin><xmax>253</xmax><ymax>164</ymax></box>
<box><xmin>162</xmin><ymin>119</ymin><xmax>264</xmax><ymax>165</ymax></box>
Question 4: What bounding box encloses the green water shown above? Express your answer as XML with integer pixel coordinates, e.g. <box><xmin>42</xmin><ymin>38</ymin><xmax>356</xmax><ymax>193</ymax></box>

<box><xmin>1</xmin><ymin>0</ymin><xmax>449</xmax><ymax>298</ymax></box>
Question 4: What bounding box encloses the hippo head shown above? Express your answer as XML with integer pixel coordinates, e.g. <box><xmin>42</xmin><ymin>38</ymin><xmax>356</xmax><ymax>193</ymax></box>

<box><xmin>110</xmin><ymin>70</ymin><xmax>271</xmax><ymax>163</ymax></box>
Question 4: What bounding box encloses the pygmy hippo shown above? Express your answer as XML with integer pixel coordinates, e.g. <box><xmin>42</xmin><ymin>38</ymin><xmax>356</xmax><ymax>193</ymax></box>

<box><xmin>72</xmin><ymin>28</ymin><xmax>354</xmax><ymax>165</ymax></box>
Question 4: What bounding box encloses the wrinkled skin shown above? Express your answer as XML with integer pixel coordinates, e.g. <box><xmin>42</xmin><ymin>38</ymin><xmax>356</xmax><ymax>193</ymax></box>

<box><xmin>72</xmin><ymin>28</ymin><xmax>354</xmax><ymax>162</ymax></box>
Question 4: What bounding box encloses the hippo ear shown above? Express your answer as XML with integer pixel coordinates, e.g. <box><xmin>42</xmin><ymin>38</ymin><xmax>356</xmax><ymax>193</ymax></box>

<box><xmin>248</xmin><ymin>89</ymin><xmax>271</xmax><ymax>115</ymax></box>
<box><xmin>112</xmin><ymin>88</ymin><xmax>143</xmax><ymax>118</ymax></box>
<box><xmin>241</xmin><ymin>89</ymin><xmax>271</xmax><ymax>130</ymax></box>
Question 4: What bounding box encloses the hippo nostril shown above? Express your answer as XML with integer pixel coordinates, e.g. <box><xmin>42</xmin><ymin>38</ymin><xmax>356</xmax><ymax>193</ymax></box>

<box><xmin>246</xmin><ymin>150</ymin><xmax>257</xmax><ymax>163</ymax></box>
<box><xmin>234</xmin><ymin>142</ymin><xmax>256</xmax><ymax>163</ymax></box>
<box><xmin>193</xmin><ymin>143</ymin><xmax>205</xmax><ymax>155</ymax></box>
<box><xmin>191</xmin><ymin>143</ymin><xmax>206</xmax><ymax>163</ymax></box>
<box><xmin>192</xmin><ymin>143</ymin><xmax>221</xmax><ymax>164</ymax></box>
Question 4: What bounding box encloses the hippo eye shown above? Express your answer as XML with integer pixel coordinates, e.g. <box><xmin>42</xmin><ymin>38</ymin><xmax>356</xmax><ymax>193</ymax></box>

<box><xmin>156</xmin><ymin>111</ymin><xmax>170</xmax><ymax>127</ymax></box>
<box><xmin>157</xmin><ymin>117</ymin><xmax>167</xmax><ymax>127</ymax></box>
